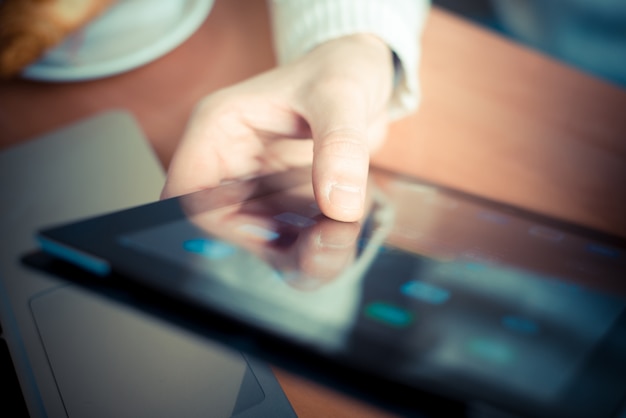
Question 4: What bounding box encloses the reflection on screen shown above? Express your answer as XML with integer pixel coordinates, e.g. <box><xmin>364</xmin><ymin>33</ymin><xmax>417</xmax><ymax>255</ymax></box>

<box><xmin>120</xmin><ymin>170</ymin><xmax>626</xmax><ymax>407</ymax></box>
<box><xmin>121</xmin><ymin>183</ymin><xmax>392</xmax><ymax>350</ymax></box>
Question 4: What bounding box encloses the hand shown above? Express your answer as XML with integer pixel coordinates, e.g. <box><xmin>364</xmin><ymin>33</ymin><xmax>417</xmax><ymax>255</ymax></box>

<box><xmin>162</xmin><ymin>33</ymin><xmax>394</xmax><ymax>222</ymax></box>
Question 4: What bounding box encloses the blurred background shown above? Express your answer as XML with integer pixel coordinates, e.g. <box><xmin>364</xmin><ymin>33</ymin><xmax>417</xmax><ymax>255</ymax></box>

<box><xmin>433</xmin><ymin>0</ymin><xmax>626</xmax><ymax>89</ymax></box>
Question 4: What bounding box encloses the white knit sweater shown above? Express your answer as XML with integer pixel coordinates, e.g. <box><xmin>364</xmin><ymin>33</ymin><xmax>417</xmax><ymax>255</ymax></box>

<box><xmin>269</xmin><ymin>0</ymin><xmax>430</xmax><ymax>119</ymax></box>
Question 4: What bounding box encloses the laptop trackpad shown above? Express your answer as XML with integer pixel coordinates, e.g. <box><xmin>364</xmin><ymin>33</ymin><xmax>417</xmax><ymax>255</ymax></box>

<box><xmin>30</xmin><ymin>285</ymin><xmax>264</xmax><ymax>417</ymax></box>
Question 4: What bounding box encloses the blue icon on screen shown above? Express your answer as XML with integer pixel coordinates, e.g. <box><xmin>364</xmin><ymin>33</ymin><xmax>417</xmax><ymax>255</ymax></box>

<box><xmin>401</xmin><ymin>281</ymin><xmax>450</xmax><ymax>305</ymax></box>
<box><xmin>183</xmin><ymin>238</ymin><xmax>236</xmax><ymax>260</ymax></box>
<box><xmin>364</xmin><ymin>301</ymin><xmax>414</xmax><ymax>328</ymax></box>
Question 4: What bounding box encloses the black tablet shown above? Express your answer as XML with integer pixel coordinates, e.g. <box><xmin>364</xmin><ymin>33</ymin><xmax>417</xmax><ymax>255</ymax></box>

<box><xmin>33</xmin><ymin>166</ymin><xmax>626</xmax><ymax>417</ymax></box>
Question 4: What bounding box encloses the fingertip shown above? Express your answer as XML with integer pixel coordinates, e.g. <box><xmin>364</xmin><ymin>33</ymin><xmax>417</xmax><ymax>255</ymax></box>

<box><xmin>313</xmin><ymin>177</ymin><xmax>366</xmax><ymax>222</ymax></box>
<box><xmin>310</xmin><ymin>137</ymin><xmax>370</xmax><ymax>222</ymax></box>
<box><xmin>312</xmin><ymin>151</ymin><xmax>369</xmax><ymax>222</ymax></box>
<box><xmin>323</xmin><ymin>182</ymin><xmax>365</xmax><ymax>222</ymax></box>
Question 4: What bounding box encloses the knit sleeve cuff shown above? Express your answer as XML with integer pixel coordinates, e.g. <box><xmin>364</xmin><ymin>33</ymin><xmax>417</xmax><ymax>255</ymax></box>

<box><xmin>269</xmin><ymin>0</ymin><xmax>430</xmax><ymax>119</ymax></box>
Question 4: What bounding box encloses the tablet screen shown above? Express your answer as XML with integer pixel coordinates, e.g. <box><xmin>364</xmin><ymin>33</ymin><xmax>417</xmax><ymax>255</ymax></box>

<box><xmin>37</xmin><ymin>167</ymin><xmax>626</xmax><ymax>417</ymax></box>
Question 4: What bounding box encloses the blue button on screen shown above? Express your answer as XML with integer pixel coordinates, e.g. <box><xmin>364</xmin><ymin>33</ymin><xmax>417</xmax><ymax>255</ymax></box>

<box><xmin>183</xmin><ymin>238</ymin><xmax>236</xmax><ymax>260</ymax></box>
<box><xmin>364</xmin><ymin>302</ymin><xmax>414</xmax><ymax>328</ymax></box>
<box><xmin>401</xmin><ymin>280</ymin><xmax>450</xmax><ymax>305</ymax></box>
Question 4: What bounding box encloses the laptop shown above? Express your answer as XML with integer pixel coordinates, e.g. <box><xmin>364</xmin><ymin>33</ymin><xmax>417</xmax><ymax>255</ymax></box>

<box><xmin>0</xmin><ymin>111</ymin><xmax>296</xmax><ymax>418</ymax></box>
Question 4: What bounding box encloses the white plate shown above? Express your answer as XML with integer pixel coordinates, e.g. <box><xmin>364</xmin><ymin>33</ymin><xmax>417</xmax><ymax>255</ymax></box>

<box><xmin>22</xmin><ymin>0</ymin><xmax>214</xmax><ymax>82</ymax></box>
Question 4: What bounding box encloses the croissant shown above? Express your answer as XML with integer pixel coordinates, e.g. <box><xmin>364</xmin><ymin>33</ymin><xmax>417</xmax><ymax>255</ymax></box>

<box><xmin>0</xmin><ymin>0</ymin><xmax>116</xmax><ymax>78</ymax></box>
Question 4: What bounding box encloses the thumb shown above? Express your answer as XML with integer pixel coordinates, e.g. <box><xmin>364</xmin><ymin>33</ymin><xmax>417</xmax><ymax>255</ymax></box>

<box><xmin>306</xmin><ymin>88</ymin><xmax>371</xmax><ymax>222</ymax></box>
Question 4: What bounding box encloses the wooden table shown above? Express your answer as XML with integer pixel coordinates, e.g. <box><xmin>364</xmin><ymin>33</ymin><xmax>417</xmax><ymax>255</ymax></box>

<box><xmin>2</xmin><ymin>1</ymin><xmax>625</xmax><ymax>416</ymax></box>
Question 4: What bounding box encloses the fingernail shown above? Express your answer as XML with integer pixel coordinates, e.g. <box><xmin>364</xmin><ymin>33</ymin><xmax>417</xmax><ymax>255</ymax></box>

<box><xmin>329</xmin><ymin>183</ymin><xmax>362</xmax><ymax>210</ymax></box>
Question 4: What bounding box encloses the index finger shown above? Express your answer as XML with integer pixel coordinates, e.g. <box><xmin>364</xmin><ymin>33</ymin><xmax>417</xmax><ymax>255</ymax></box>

<box><xmin>305</xmin><ymin>84</ymin><xmax>371</xmax><ymax>222</ymax></box>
